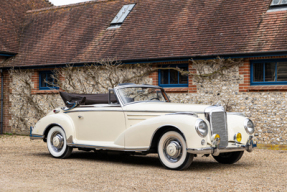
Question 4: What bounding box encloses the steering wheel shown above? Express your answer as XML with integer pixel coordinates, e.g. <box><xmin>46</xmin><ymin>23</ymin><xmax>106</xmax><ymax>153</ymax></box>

<box><xmin>149</xmin><ymin>97</ymin><xmax>160</xmax><ymax>100</ymax></box>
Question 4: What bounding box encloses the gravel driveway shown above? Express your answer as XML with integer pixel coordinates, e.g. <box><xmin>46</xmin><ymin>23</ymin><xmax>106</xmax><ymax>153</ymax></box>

<box><xmin>0</xmin><ymin>136</ymin><xmax>286</xmax><ymax>192</ymax></box>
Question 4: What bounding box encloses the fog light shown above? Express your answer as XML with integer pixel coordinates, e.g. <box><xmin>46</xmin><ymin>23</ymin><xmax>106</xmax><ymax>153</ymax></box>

<box><xmin>234</xmin><ymin>132</ymin><xmax>242</xmax><ymax>143</ymax></box>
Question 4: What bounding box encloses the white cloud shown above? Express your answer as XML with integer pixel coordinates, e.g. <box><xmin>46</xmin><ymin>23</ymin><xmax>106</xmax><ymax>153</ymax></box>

<box><xmin>49</xmin><ymin>0</ymin><xmax>91</xmax><ymax>6</ymax></box>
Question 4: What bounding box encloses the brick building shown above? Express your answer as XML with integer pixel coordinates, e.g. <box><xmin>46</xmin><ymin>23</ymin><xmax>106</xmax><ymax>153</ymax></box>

<box><xmin>1</xmin><ymin>0</ymin><xmax>287</xmax><ymax>146</ymax></box>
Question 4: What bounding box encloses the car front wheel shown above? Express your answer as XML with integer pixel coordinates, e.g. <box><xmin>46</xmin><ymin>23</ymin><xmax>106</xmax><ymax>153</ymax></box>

<box><xmin>158</xmin><ymin>131</ymin><xmax>193</xmax><ymax>170</ymax></box>
<box><xmin>213</xmin><ymin>151</ymin><xmax>244</xmax><ymax>164</ymax></box>
<box><xmin>47</xmin><ymin>126</ymin><xmax>73</xmax><ymax>158</ymax></box>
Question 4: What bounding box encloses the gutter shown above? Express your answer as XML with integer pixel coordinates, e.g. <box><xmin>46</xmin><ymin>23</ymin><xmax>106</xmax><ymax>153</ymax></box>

<box><xmin>0</xmin><ymin>69</ymin><xmax>3</xmax><ymax>134</ymax></box>
<box><xmin>0</xmin><ymin>51</ymin><xmax>17</xmax><ymax>57</ymax></box>
<box><xmin>2</xmin><ymin>50</ymin><xmax>287</xmax><ymax>69</ymax></box>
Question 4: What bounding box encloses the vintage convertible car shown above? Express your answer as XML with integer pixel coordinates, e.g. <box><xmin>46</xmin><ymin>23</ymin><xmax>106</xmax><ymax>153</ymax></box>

<box><xmin>30</xmin><ymin>84</ymin><xmax>256</xmax><ymax>170</ymax></box>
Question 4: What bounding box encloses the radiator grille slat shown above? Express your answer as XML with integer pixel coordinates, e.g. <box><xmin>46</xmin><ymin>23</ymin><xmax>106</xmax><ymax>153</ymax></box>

<box><xmin>211</xmin><ymin>112</ymin><xmax>228</xmax><ymax>148</ymax></box>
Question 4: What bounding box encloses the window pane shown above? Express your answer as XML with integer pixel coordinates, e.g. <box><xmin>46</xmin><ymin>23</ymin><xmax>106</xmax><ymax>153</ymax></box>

<box><xmin>265</xmin><ymin>63</ymin><xmax>276</xmax><ymax>82</ymax></box>
<box><xmin>40</xmin><ymin>73</ymin><xmax>47</xmax><ymax>87</ymax></box>
<box><xmin>170</xmin><ymin>69</ymin><xmax>178</xmax><ymax>84</ymax></box>
<box><xmin>253</xmin><ymin>63</ymin><xmax>263</xmax><ymax>82</ymax></box>
<box><xmin>161</xmin><ymin>70</ymin><xmax>168</xmax><ymax>84</ymax></box>
<box><xmin>271</xmin><ymin>0</ymin><xmax>280</xmax><ymax>5</ymax></box>
<box><xmin>47</xmin><ymin>73</ymin><xmax>54</xmax><ymax>87</ymax></box>
<box><xmin>277</xmin><ymin>62</ymin><xmax>287</xmax><ymax>81</ymax></box>
<box><xmin>281</xmin><ymin>0</ymin><xmax>287</xmax><ymax>4</ymax></box>
<box><xmin>179</xmin><ymin>67</ymin><xmax>188</xmax><ymax>84</ymax></box>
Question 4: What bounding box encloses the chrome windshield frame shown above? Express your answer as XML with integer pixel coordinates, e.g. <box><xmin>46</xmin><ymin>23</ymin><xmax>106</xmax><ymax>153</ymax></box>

<box><xmin>114</xmin><ymin>84</ymin><xmax>170</xmax><ymax>106</ymax></box>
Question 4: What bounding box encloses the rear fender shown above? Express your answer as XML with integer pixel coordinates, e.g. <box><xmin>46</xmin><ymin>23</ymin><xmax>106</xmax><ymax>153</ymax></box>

<box><xmin>32</xmin><ymin>114</ymin><xmax>75</xmax><ymax>143</ymax></box>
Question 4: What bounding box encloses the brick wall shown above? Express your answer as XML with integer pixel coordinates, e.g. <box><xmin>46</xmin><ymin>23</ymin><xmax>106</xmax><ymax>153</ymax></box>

<box><xmin>0</xmin><ymin>70</ymin><xmax>12</xmax><ymax>133</ymax></box>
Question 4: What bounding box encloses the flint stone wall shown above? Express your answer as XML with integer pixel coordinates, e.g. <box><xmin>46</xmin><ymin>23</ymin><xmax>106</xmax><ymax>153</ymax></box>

<box><xmin>8</xmin><ymin>66</ymin><xmax>287</xmax><ymax>145</ymax></box>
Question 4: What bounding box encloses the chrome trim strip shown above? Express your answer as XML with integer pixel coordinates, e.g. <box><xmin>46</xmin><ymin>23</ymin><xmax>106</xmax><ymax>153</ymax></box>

<box><xmin>78</xmin><ymin>104</ymin><xmax>121</xmax><ymax>108</ymax></box>
<box><xmin>166</xmin><ymin>112</ymin><xmax>199</xmax><ymax>117</ymax></box>
<box><xmin>67</xmin><ymin>143</ymin><xmax>149</xmax><ymax>152</ymax></box>
<box><xmin>127</xmin><ymin>114</ymin><xmax>159</xmax><ymax>116</ymax></box>
<box><xmin>128</xmin><ymin>118</ymin><xmax>147</xmax><ymax>120</ymax></box>
<box><xmin>64</xmin><ymin>110</ymin><xmax>204</xmax><ymax>114</ymax></box>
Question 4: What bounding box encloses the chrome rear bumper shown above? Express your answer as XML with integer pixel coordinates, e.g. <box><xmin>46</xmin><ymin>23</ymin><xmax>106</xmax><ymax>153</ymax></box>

<box><xmin>29</xmin><ymin>126</ymin><xmax>44</xmax><ymax>140</ymax></box>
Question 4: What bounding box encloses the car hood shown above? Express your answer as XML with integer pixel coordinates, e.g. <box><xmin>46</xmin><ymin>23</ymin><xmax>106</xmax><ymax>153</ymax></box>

<box><xmin>122</xmin><ymin>102</ymin><xmax>211</xmax><ymax>113</ymax></box>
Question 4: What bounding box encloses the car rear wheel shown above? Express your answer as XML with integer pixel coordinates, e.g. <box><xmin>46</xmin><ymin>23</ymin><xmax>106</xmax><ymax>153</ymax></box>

<box><xmin>158</xmin><ymin>131</ymin><xmax>193</xmax><ymax>170</ymax></box>
<box><xmin>213</xmin><ymin>151</ymin><xmax>244</xmax><ymax>164</ymax></box>
<box><xmin>47</xmin><ymin>126</ymin><xmax>73</xmax><ymax>158</ymax></box>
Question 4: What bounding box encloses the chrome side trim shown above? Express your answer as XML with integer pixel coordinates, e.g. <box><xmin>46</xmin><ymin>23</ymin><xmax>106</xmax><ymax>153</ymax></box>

<box><xmin>64</xmin><ymin>110</ymin><xmax>204</xmax><ymax>114</ymax></box>
<box><xmin>67</xmin><ymin>143</ymin><xmax>149</xmax><ymax>152</ymax></box>
<box><xmin>166</xmin><ymin>112</ymin><xmax>199</xmax><ymax>117</ymax></box>
<box><xmin>128</xmin><ymin>118</ymin><xmax>147</xmax><ymax>120</ymax></box>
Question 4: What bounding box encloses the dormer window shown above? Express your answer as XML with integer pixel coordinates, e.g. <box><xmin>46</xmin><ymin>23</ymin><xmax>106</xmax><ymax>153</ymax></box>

<box><xmin>271</xmin><ymin>0</ymin><xmax>287</xmax><ymax>6</ymax></box>
<box><xmin>108</xmin><ymin>4</ymin><xmax>135</xmax><ymax>29</ymax></box>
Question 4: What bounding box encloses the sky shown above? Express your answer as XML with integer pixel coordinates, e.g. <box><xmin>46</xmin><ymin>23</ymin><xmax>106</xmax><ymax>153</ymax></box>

<box><xmin>49</xmin><ymin>0</ymin><xmax>91</xmax><ymax>6</ymax></box>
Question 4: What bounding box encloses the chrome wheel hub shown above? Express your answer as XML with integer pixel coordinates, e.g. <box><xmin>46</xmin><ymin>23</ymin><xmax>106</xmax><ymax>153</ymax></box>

<box><xmin>163</xmin><ymin>138</ymin><xmax>182</xmax><ymax>163</ymax></box>
<box><xmin>51</xmin><ymin>132</ymin><xmax>64</xmax><ymax>151</ymax></box>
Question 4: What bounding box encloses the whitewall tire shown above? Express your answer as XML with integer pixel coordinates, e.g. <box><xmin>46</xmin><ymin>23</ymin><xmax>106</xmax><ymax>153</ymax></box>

<box><xmin>158</xmin><ymin>131</ymin><xmax>193</xmax><ymax>170</ymax></box>
<box><xmin>47</xmin><ymin>126</ymin><xmax>73</xmax><ymax>158</ymax></box>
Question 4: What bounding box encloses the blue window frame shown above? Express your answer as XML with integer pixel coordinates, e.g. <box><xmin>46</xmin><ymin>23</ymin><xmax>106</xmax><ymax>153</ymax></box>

<box><xmin>250</xmin><ymin>59</ymin><xmax>287</xmax><ymax>85</ymax></box>
<box><xmin>39</xmin><ymin>71</ymin><xmax>58</xmax><ymax>90</ymax></box>
<box><xmin>158</xmin><ymin>64</ymin><xmax>188</xmax><ymax>87</ymax></box>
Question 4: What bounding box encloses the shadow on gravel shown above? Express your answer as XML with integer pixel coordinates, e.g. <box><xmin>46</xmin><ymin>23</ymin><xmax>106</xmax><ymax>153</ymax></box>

<box><xmin>30</xmin><ymin>150</ymin><xmax>254</xmax><ymax>171</ymax></box>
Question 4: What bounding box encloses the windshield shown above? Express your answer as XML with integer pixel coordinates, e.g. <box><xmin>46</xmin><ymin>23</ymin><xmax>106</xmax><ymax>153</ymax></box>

<box><xmin>117</xmin><ymin>87</ymin><xmax>168</xmax><ymax>104</ymax></box>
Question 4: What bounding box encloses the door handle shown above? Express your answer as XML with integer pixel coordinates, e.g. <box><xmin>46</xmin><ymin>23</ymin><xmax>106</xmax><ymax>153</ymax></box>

<box><xmin>78</xmin><ymin>116</ymin><xmax>83</xmax><ymax>119</ymax></box>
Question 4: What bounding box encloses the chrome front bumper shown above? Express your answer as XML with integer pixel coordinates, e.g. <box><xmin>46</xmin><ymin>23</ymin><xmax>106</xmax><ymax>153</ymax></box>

<box><xmin>187</xmin><ymin>136</ymin><xmax>257</xmax><ymax>156</ymax></box>
<box><xmin>29</xmin><ymin>126</ymin><xmax>44</xmax><ymax>140</ymax></box>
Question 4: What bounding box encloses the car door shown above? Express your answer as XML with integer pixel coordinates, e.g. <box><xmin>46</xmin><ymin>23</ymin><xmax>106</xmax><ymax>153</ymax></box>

<box><xmin>67</xmin><ymin>105</ymin><xmax>126</xmax><ymax>146</ymax></box>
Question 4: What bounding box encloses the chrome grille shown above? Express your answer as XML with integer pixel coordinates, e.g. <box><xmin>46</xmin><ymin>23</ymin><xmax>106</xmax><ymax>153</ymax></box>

<box><xmin>210</xmin><ymin>112</ymin><xmax>228</xmax><ymax>148</ymax></box>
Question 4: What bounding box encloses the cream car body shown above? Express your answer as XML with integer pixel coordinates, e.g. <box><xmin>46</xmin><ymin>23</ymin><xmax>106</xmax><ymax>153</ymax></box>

<box><xmin>31</xmin><ymin>84</ymin><xmax>256</xmax><ymax>170</ymax></box>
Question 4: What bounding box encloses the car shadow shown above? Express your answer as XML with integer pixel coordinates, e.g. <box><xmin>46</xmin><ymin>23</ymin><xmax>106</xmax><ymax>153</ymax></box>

<box><xmin>30</xmin><ymin>150</ymin><xmax>255</xmax><ymax>171</ymax></box>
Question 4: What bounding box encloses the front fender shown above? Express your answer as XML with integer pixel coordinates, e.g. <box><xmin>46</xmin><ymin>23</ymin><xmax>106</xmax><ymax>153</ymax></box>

<box><xmin>32</xmin><ymin>113</ymin><xmax>75</xmax><ymax>142</ymax></box>
<box><xmin>227</xmin><ymin>114</ymin><xmax>253</xmax><ymax>144</ymax></box>
<box><xmin>123</xmin><ymin>114</ymin><xmax>208</xmax><ymax>150</ymax></box>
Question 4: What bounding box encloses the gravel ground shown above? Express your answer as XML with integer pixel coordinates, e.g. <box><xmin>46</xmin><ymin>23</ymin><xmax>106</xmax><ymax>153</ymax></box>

<box><xmin>0</xmin><ymin>136</ymin><xmax>286</xmax><ymax>192</ymax></box>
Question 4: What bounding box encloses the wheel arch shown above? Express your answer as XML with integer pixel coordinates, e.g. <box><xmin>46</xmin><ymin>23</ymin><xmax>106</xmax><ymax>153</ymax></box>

<box><xmin>149</xmin><ymin>125</ymin><xmax>186</xmax><ymax>153</ymax></box>
<box><xmin>43</xmin><ymin>123</ymin><xmax>64</xmax><ymax>142</ymax></box>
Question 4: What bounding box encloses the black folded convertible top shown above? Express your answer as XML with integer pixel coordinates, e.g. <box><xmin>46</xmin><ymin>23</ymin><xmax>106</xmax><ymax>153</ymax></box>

<box><xmin>60</xmin><ymin>92</ymin><xmax>118</xmax><ymax>107</ymax></box>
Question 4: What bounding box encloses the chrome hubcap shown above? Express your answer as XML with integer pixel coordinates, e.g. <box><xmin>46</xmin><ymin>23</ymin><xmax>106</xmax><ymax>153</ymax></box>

<box><xmin>163</xmin><ymin>138</ymin><xmax>182</xmax><ymax>163</ymax></box>
<box><xmin>50</xmin><ymin>132</ymin><xmax>64</xmax><ymax>152</ymax></box>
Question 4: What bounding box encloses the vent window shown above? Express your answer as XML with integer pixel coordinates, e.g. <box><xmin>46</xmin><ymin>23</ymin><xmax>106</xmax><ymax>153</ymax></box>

<box><xmin>108</xmin><ymin>4</ymin><xmax>135</xmax><ymax>29</ymax></box>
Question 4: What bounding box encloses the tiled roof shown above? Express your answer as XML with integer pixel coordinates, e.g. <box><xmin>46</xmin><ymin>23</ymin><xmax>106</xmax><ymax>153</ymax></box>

<box><xmin>0</xmin><ymin>0</ymin><xmax>52</xmax><ymax>54</ymax></box>
<box><xmin>3</xmin><ymin>0</ymin><xmax>287</xmax><ymax>67</ymax></box>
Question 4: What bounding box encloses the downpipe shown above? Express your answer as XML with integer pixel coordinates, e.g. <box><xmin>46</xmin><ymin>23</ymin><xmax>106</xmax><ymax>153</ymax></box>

<box><xmin>0</xmin><ymin>69</ymin><xmax>3</xmax><ymax>134</ymax></box>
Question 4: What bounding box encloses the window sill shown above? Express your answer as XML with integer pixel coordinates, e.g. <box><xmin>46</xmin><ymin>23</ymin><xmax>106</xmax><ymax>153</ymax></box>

<box><xmin>31</xmin><ymin>90</ymin><xmax>60</xmax><ymax>95</ymax></box>
<box><xmin>164</xmin><ymin>88</ymin><xmax>189</xmax><ymax>93</ymax></box>
<box><xmin>247</xmin><ymin>85</ymin><xmax>287</xmax><ymax>92</ymax></box>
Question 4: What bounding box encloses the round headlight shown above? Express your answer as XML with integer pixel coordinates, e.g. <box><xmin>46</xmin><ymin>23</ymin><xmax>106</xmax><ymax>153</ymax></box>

<box><xmin>244</xmin><ymin>119</ymin><xmax>255</xmax><ymax>135</ymax></box>
<box><xmin>195</xmin><ymin>119</ymin><xmax>208</xmax><ymax>137</ymax></box>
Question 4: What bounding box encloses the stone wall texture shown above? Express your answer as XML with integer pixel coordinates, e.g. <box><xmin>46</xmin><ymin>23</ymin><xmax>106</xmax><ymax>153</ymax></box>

<box><xmin>5</xmin><ymin>60</ymin><xmax>287</xmax><ymax>146</ymax></box>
